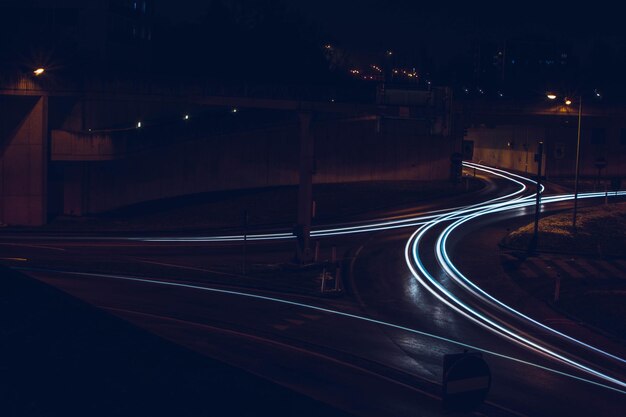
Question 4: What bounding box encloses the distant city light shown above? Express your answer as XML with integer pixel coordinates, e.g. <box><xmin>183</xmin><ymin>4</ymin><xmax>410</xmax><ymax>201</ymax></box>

<box><xmin>232</xmin><ymin>108</ymin><xmax>238</xmax><ymax>113</ymax></box>
<box><xmin>33</xmin><ymin>68</ymin><xmax>45</xmax><ymax>76</ymax></box>
<box><xmin>184</xmin><ymin>114</ymin><xmax>189</xmax><ymax>120</ymax></box>
<box><xmin>546</xmin><ymin>93</ymin><xmax>557</xmax><ymax>100</ymax></box>
<box><xmin>565</xmin><ymin>98</ymin><xmax>572</xmax><ymax>106</ymax></box>
<box><xmin>137</xmin><ymin>121</ymin><xmax>142</xmax><ymax>128</ymax></box>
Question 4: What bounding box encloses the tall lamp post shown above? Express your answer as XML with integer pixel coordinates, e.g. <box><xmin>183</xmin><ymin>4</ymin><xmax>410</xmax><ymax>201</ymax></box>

<box><xmin>547</xmin><ymin>93</ymin><xmax>583</xmax><ymax>230</ymax></box>
<box><xmin>530</xmin><ymin>141</ymin><xmax>544</xmax><ymax>253</ymax></box>
<box><xmin>572</xmin><ymin>97</ymin><xmax>582</xmax><ymax>230</ymax></box>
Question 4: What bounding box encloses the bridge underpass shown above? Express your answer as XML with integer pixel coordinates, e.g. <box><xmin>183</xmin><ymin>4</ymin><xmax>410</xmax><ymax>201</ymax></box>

<box><xmin>1</xmin><ymin>80</ymin><xmax>455</xmax><ymax>265</ymax></box>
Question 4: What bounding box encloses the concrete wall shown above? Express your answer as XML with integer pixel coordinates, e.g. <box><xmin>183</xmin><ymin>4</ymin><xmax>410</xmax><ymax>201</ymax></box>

<box><xmin>0</xmin><ymin>97</ymin><xmax>48</xmax><ymax>225</ymax></box>
<box><xmin>57</xmin><ymin>117</ymin><xmax>454</xmax><ymax>215</ymax></box>
<box><xmin>467</xmin><ymin>122</ymin><xmax>626</xmax><ymax>179</ymax></box>
<box><xmin>466</xmin><ymin>125</ymin><xmax>546</xmax><ymax>176</ymax></box>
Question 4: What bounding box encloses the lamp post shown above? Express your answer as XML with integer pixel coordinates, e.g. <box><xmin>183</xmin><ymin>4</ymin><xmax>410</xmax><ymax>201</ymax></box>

<box><xmin>530</xmin><ymin>141</ymin><xmax>544</xmax><ymax>253</ymax></box>
<box><xmin>572</xmin><ymin>97</ymin><xmax>582</xmax><ymax>230</ymax></box>
<box><xmin>547</xmin><ymin>93</ymin><xmax>583</xmax><ymax>230</ymax></box>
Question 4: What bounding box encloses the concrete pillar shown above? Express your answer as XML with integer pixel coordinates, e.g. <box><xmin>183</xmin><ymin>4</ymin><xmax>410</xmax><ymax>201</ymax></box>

<box><xmin>295</xmin><ymin>112</ymin><xmax>314</xmax><ymax>263</ymax></box>
<box><xmin>0</xmin><ymin>96</ymin><xmax>48</xmax><ymax>226</ymax></box>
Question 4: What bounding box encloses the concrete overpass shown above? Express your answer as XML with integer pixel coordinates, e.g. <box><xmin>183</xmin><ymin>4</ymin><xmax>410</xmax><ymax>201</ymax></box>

<box><xmin>0</xmin><ymin>75</ymin><xmax>453</xmax><ymax>266</ymax></box>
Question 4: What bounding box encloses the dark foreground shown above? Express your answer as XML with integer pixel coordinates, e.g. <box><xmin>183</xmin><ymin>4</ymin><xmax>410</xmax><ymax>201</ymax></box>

<box><xmin>0</xmin><ymin>266</ymin><xmax>353</xmax><ymax>417</ymax></box>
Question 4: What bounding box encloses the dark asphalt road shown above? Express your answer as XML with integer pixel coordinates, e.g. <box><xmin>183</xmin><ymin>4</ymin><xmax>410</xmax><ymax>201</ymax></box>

<box><xmin>2</xmin><ymin>168</ymin><xmax>625</xmax><ymax>416</ymax></box>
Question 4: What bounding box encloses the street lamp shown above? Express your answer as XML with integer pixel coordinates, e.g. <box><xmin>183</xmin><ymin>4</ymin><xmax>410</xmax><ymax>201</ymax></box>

<box><xmin>530</xmin><ymin>141</ymin><xmax>544</xmax><ymax>253</ymax></box>
<box><xmin>33</xmin><ymin>68</ymin><xmax>45</xmax><ymax>76</ymax></box>
<box><xmin>546</xmin><ymin>92</ymin><xmax>582</xmax><ymax>230</ymax></box>
<box><xmin>572</xmin><ymin>97</ymin><xmax>582</xmax><ymax>230</ymax></box>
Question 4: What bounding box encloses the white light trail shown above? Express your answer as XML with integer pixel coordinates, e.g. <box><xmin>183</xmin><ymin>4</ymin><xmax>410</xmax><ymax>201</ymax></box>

<box><xmin>405</xmin><ymin>163</ymin><xmax>626</xmax><ymax>391</ymax></box>
<box><xmin>138</xmin><ymin>163</ymin><xmax>528</xmax><ymax>243</ymax></box>
<box><xmin>20</xmin><ymin>266</ymin><xmax>626</xmax><ymax>395</ymax></box>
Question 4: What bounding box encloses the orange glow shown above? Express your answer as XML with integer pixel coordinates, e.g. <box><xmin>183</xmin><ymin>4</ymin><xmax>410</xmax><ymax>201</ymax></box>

<box><xmin>33</xmin><ymin>68</ymin><xmax>45</xmax><ymax>76</ymax></box>
<box><xmin>546</xmin><ymin>93</ymin><xmax>557</xmax><ymax>100</ymax></box>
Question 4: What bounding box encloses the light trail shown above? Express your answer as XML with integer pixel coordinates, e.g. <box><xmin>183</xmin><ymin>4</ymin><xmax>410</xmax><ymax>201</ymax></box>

<box><xmin>138</xmin><ymin>162</ymin><xmax>528</xmax><ymax>242</ymax></box>
<box><xmin>9</xmin><ymin>160</ymin><xmax>626</xmax><ymax>394</ymax></box>
<box><xmin>19</xmin><ymin>266</ymin><xmax>626</xmax><ymax>396</ymax></box>
<box><xmin>407</xmin><ymin>213</ymin><xmax>626</xmax><ymax>390</ymax></box>
<box><xmin>436</xmin><ymin>195</ymin><xmax>626</xmax><ymax>366</ymax></box>
<box><xmin>405</xmin><ymin>163</ymin><xmax>626</xmax><ymax>391</ymax></box>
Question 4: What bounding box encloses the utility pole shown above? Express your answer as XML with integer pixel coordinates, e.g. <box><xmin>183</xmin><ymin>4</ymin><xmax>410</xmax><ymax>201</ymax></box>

<box><xmin>572</xmin><ymin>98</ymin><xmax>582</xmax><ymax>230</ymax></box>
<box><xmin>296</xmin><ymin>112</ymin><xmax>314</xmax><ymax>263</ymax></box>
<box><xmin>530</xmin><ymin>141</ymin><xmax>544</xmax><ymax>253</ymax></box>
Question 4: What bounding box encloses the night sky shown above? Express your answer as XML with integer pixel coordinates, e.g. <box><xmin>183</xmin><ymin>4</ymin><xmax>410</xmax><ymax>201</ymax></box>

<box><xmin>157</xmin><ymin>0</ymin><xmax>626</xmax><ymax>65</ymax></box>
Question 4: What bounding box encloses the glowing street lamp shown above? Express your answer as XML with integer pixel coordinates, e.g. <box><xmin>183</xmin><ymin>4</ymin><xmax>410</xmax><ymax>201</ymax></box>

<box><xmin>546</xmin><ymin>92</ymin><xmax>583</xmax><ymax>229</ymax></box>
<box><xmin>33</xmin><ymin>68</ymin><xmax>45</xmax><ymax>76</ymax></box>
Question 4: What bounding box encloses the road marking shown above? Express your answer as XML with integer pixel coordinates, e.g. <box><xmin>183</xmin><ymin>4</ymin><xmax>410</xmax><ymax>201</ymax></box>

<box><xmin>566</xmin><ymin>259</ymin><xmax>597</xmax><ymax>279</ymax></box>
<box><xmin>519</xmin><ymin>259</ymin><xmax>544</xmax><ymax>278</ymax></box>
<box><xmin>553</xmin><ymin>259</ymin><xmax>585</xmax><ymax>278</ymax></box>
<box><xmin>597</xmin><ymin>260</ymin><xmax>625</xmax><ymax>277</ymax></box>
<box><xmin>586</xmin><ymin>259</ymin><xmax>621</xmax><ymax>279</ymax></box>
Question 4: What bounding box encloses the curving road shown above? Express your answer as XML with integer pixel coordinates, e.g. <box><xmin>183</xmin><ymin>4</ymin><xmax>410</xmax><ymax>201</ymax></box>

<box><xmin>2</xmin><ymin>163</ymin><xmax>625</xmax><ymax>416</ymax></box>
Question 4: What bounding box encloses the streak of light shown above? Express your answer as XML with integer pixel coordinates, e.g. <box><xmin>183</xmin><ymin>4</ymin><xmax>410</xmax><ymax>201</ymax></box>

<box><xmin>138</xmin><ymin>163</ymin><xmax>528</xmax><ymax>243</ymax></box>
<box><xmin>17</xmin><ymin>266</ymin><xmax>626</xmax><ymax>396</ymax></box>
<box><xmin>405</xmin><ymin>164</ymin><xmax>626</xmax><ymax>390</ymax></box>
